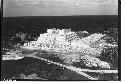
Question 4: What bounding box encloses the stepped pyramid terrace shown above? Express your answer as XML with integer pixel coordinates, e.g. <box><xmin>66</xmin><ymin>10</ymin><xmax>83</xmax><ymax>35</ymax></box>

<box><xmin>22</xmin><ymin>28</ymin><xmax>116</xmax><ymax>55</ymax></box>
<box><xmin>22</xmin><ymin>28</ymin><xmax>104</xmax><ymax>55</ymax></box>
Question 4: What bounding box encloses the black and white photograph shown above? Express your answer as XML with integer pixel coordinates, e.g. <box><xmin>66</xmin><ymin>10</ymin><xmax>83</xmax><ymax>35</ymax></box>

<box><xmin>1</xmin><ymin>0</ymin><xmax>120</xmax><ymax>81</ymax></box>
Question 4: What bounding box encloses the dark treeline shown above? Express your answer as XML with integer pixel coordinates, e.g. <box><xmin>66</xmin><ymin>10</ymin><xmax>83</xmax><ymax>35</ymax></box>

<box><xmin>2</xmin><ymin>15</ymin><xmax>118</xmax><ymax>39</ymax></box>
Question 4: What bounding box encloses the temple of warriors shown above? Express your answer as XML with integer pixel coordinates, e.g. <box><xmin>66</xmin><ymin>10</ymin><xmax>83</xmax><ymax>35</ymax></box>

<box><xmin>22</xmin><ymin>28</ymin><xmax>106</xmax><ymax>56</ymax></box>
